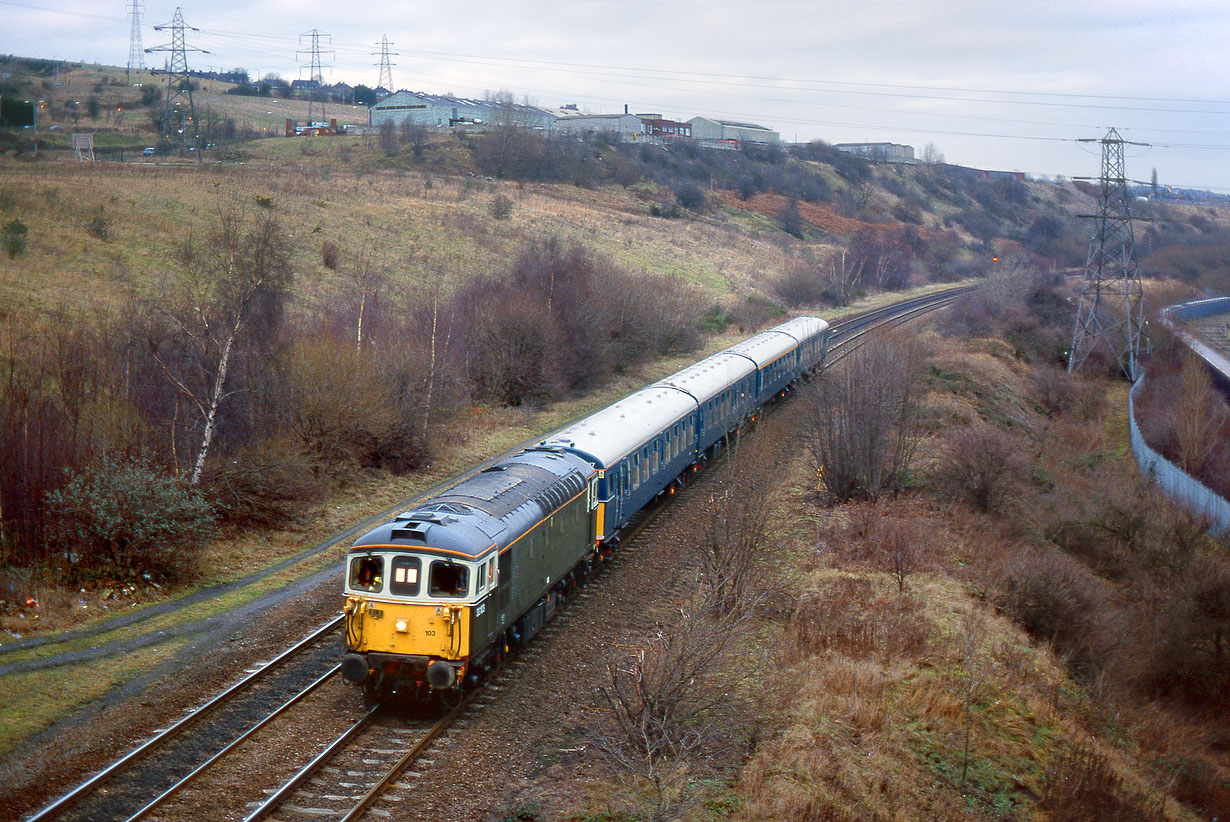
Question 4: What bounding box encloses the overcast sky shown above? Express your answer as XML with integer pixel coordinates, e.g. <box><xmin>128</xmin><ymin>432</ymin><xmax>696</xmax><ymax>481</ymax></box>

<box><xmin>4</xmin><ymin>0</ymin><xmax>1230</xmax><ymax>191</ymax></box>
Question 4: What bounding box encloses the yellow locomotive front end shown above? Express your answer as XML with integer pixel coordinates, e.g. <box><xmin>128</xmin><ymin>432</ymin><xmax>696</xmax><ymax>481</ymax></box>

<box><xmin>341</xmin><ymin>549</ymin><xmax>496</xmax><ymax>698</ymax></box>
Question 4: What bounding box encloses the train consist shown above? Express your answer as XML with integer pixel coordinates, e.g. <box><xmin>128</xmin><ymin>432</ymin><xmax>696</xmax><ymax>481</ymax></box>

<box><xmin>340</xmin><ymin>315</ymin><xmax>831</xmax><ymax>704</ymax></box>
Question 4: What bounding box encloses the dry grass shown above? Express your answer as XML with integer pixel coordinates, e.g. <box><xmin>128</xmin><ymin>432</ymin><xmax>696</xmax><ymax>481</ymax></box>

<box><xmin>0</xmin><ymin>154</ymin><xmax>816</xmax><ymax>324</ymax></box>
<box><xmin>730</xmin><ymin>321</ymin><xmax>1223</xmax><ymax>821</ymax></box>
<box><xmin>0</xmin><ymin>639</ymin><xmax>186</xmax><ymax>758</ymax></box>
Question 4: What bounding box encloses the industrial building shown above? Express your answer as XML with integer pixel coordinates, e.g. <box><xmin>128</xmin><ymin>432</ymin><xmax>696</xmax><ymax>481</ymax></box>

<box><xmin>370</xmin><ymin>91</ymin><xmax>553</xmax><ymax>130</ymax></box>
<box><xmin>687</xmin><ymin>117</ymin><xmax>779</xmax><ymax>146</ymax></box>
<box><xmin>834</xmin><ymin>142</ymin><xmax>917</xmax><ymax>163</ymax></box>
<box><xmin>553</xmin><ymin>112</ymin><xmax>643</xmax><ymax>140</ymax></box>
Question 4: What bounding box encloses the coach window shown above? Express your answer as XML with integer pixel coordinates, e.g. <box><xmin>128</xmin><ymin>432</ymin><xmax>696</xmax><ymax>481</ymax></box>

<box><xmin>389</xmin><ymin>556</ymin><xmax>422</xmax><ymax>596</ymax></box>
<box><xmin>350</xmin><ymin>555</ymin><xmax>384</xmax><ymax>593</ymax></box>
<box><xmin>429</xmin><ymin>561</ymin><xmax>469</xmax><ymax>598</ymax></box>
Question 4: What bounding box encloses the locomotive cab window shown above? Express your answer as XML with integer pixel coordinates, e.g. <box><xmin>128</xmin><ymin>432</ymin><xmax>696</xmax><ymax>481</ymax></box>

<box><xmin>349</xmin><ymin>555</ymin><xmax>383</xmax><ymax>593</ymax></box>
<box><xmin>389</xmin><ymin>556</ymin><xmax>422</xmax><ymax>596</ymax></box>
<box><xmin>429</xmin><ymin>561</ymin><xmax>469</xmax><ymax>598</ymax></box>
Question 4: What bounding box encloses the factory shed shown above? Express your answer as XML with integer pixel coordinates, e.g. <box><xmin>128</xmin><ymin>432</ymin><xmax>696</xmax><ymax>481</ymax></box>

<box><xmin>688</xmin><ymin>116</ymin><xmax>779</xmax><ymax>145</ymax></box>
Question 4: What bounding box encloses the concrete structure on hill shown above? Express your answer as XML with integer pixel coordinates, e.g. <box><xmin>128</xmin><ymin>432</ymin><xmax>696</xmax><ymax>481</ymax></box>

<box><xmin>370</xmin><ymin>91</ymin><xmax>553</xmax><ymax>130</ymax></box>
<box><xmin>687</xmin><ymin>116</ymin><xmax>779</xmax><ymax>145</ymax></box>
<box><xmin>834</xmin><ymin>142</ymin><xmax>916</xmax><ymax>163</ymax></box>
<box><xmin>553</xmin><ymin>112</ymin><xmax>643</xmax><ymax>140</ymax></box>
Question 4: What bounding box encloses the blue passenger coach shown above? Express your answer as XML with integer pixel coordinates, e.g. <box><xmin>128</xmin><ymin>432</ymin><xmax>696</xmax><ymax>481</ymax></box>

<box><xmin>535</xmin><ymin>315</ymin><xmax>830</xmax><ymax>545</ymax></box>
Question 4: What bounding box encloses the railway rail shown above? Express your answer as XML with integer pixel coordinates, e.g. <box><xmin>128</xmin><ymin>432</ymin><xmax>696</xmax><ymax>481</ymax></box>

<box><xmin>24</xmin><ymin>617</ymin><xmax>345</xmax><ymax>822</ymax></box>
<box><xmin>23</xmin><ymin>283</ymin><xmax>976</xmax><ymax>822</ymax></box>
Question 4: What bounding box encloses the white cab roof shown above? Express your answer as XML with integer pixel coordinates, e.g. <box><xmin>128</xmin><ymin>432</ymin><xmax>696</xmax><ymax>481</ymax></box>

<box><xmin>650</xmin><ymin>352</ymin><xmax>755</xmax><ymax>404</ymax></box>
<box><xmin>538</xmin><ymin>386</ymin><xmax>697</xmax><ymax>467</ymax></box>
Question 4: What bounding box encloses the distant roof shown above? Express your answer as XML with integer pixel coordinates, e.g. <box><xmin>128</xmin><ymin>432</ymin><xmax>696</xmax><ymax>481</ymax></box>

<box><xmin>373</xmin><ymin>89</ymin><xmax>545</xmax><ymax>114</ymax></box>
<box><xmin>556</xmin><ymin>113</ymin><xmax>637</xmax><ymax>121</ymax></box>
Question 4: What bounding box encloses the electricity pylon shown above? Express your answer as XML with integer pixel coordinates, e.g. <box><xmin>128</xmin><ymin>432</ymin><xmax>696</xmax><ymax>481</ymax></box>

<box><xmin>145</xmin><ymin>7</ymin><xmax>208</xmax><ymax>155</ymax></box>
<box><xmin>374</xmin><ymin>35</ymin><xmax>397</xmax><ymax>95</ymax></box>
<box><xmin>126</xmin><ymin>0</ymin><xmax>145</xmax><ymax>83</ymax></box>
<box><xmin>297</xmin><ymin>29</ymin><xmax>333</xmax><ymax>125</ymax></box>
<box><xmin>1068</xmin><ymin>128</ymin><xmax>1147</xmax><ymax>381</ymax></box>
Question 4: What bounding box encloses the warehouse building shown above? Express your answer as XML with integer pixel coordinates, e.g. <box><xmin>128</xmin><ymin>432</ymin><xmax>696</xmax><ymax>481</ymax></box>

<box><xmin>834</xmin><ymin>142</ymin><xmax>917</xmax><ymax>163</ymax></box>
<box><xmin>370</xmin><ymin>91</ymin><xmax>553</xmax><ymax>130</ymax></box>
<box><xmin>687</xmin><ymin>116</ymin><xmax>779</xmax><ymax>146</ymax></box>
<box><xmin>553</xmin><ymin>112</ymin><xmax>644</xmax><ymax>140</ymax></box>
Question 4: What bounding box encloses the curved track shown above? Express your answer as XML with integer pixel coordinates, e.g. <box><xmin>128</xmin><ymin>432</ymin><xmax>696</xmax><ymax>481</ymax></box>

<box><xmin>24</xmin><ymin>283</ymin><xmax>975</xmax><ymax>822</ymax></box>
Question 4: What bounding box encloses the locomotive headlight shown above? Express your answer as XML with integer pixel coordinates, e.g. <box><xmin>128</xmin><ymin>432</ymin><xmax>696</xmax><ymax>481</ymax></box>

<box><xmin>395</xmin><ymin>619</ymin><xmax>408</xmax><ymax>633</ymax></box>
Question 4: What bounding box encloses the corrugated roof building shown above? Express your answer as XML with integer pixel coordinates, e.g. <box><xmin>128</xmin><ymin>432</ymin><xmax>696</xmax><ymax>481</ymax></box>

<box><xmin>688</xmin><ymin>116</ymin><xmax>779</xmax><ymax>145</ymax></box>
<box><xmin>552</xmin><ymin>113</ymin><xmax>644</xmax><ymax>140</ymax></box>
<box><xmin>371</xmin><ymin>91</ymin><xmax>553</xmax><ymax>130</ymax></box>
<box><xmin>834</xmin><ymin>142</ymin><xmax>917</xmax><ymax>164</ymax></box>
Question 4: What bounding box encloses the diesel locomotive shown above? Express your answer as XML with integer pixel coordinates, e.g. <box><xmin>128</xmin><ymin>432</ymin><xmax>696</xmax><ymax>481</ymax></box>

<box><xmin>341</xmin><ymin>315</ymin><xmax>831</xmax><ymax>704</ymax></box>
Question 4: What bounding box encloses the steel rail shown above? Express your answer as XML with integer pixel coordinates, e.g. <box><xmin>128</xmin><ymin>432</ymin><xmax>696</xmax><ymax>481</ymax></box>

<box><xmin>338</xmin><ymin>696</ymin><xmax>475</xmax><ymax>822</ymax></box>
<box><xmin>241</xmin><ymin>704</ymin><xmax>383</xmax><ymax>822</ymax></box>
<box><xmin>121</xmin><ymin>665</ymin><xmax>343</xmax><ymax>822</ymax></box>
<box><xmin>825</xmin><ymin>288</ymin><xmax>976</xmax><ymax>366</ymax></box>
<box><xmin>25</xmin><ymin>615</ymin><xmax>345</xmax><ymax>822</ymax></box>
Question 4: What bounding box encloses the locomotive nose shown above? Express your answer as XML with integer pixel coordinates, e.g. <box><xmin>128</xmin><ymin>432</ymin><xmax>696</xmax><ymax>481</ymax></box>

<box><xmin>341</xmin><ymin>653</ymin><xmax>369</xmax><ymax>684</ymax></box>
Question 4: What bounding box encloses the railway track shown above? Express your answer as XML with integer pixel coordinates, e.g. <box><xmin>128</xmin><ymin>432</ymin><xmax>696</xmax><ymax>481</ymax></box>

<box><xmin>23</xmin><ymin>283</ymin><xmax>974</xmax><ymax>822</ymax></box>
<box><xmin>24</xmin><ymin>617</ymin><xmax>346</xmax><ymax>822</ymax></box>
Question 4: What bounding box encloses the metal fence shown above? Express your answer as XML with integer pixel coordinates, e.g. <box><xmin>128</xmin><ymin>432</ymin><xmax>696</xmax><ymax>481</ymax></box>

<box><xmin>1129</xmin><ymin>376</ymin><xmax>1230</xmax><ymax>536</ymax></box>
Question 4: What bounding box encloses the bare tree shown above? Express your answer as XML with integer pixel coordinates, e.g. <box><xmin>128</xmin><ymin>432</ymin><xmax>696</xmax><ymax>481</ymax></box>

<box><xmin>145</xmin><ymin>208</ymin><xmax>292</xmax><ymax>485</ymax></box>
<box><xmin>695</xmin><ymin>427</ymin><xmax>786</xmax><ymax>617</ymax></box>
<box><xmin>344</xmin><ymin>249</ymin><xmax>388</xmax><ymax>353</ymax></box>
<box><xmin>921</xmin><ymin>141</ymin><xmax>945</xmax><ymax>164</ymax></box>
<box><xmin>936</xmin><ymin>423</ymin><xmax>1027</xmax><ymax>513</ymax></box>
<box><xmin>958</xmin><ymin>611</ymin><xmax>990</xmax><ymax>788</ymax></box>
<box><xmin>821</xmin><ymin>248</ymin><xmax>865</xmax><ymax>306</ymax></box>
<box><xmin>590</xmin><ymin>608</ymin><xmax>754</xmax><ymax>821</ymax></box>
<box><xmin>1174</xmin><ymin>352</ymin><xmax>1225</xmax><ymax>475</ymax></box>
<box><xmin>876</xmin><ymin>516</ymin><xmax>924</xmax><ymax>592</ymax></box>
<box><xmin>804</xmin><ymin>335</ymin><xmax>927</xmax><ymax>502</ymax></box>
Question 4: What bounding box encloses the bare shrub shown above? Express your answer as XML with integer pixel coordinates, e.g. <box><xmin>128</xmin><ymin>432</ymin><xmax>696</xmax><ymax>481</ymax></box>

<box><xmin>845</xmin><ymin>227</ymin><xmax>914</xmax><ymax>291</ymax></box>
<box><xmin>378</xmin><ymin>120</ymin><xmax>397</xmax><ymax>156</ymax></box>
<box><xmin>320</xmin><ymin>239</ymin><xmax>339</xmax><ymax>270</ymax></box>
<box><xmin>1040</xmin><ymin>742</ymin><xmax>1166</xmax><ymax>821</ymax></box>
<box><xmin>458</xmin><ymin>282</ymin><xmax>562</xmax><ymax>406</ymax></box>
<box><xmin>2</xmin><ymin>218</ymin><xmax>28</xmax><ymax>258</ymax></box>
<box><xmin>84</xmin><ymin>208</ymin><xmax>109</xmax><ymax>240</ymax></box>
<box><xmin>804</xmin><ymin>335</ymin><xmax>927</xmax><ymax>502</ymax></box>
<box><xmin>1137</xmin><ymin>552</ymin><xmax>1230</xmax><ymax>706</ymax></box>
<box><xmin>940</xmin><ymin>268</ymin><xmax>1071</xmax><ymax>364</ymax></box>
<box><xmin>693</xmin><ymin>427</ymin><xmax>786</xmax><ymax>617</ymax></box>
<box><xmin>1173</xmin><ymin>351</ymin><xmax>1229</xmax><ymax>477</ymax></box>
<box><xmin>1032</xmin><ymin>365</ymin><xmax>1105</xmax><ymax>421</ymax></box>
<box><xmin>275</xmin><ymin>337</ymin><xmax>426</xmax><ymax>472</ymax></box>
<box><xmin>875</xmin><ymin>516</ymin><xmax>926</xmax><ymax>592</ymax></box>
<box><xmin>772</xmin><ymin>256</ymin><xmax>828</xmax><ymax>308</ymax></box>
<box><xmin>996</xmin><ymin>547</ymin><xmax>1110</xmax><ymax>675</ymax></box>
<box><xmin>452</xmin><ymin>238</ymin><xmax>702</xmax><ymax>404</ymax></box>
<box><xmin>934</xmin><ymin>422</ymin><xmax>1027</xmax><ymax>513</ymax></box>
<box><xmin>589</xmin><ymin>609</ymin><xmax>755</xmax><ymax>821</ymax></box>
<box><xmin>790</xmin><ymin>575</ymin><xmax>931</xmax><ymax>661</ymax></box>
<box><xmin>488</xmin><ymin>193</ymin><xmax>513</xmax><ymax>220</ymax></box>
<box><xmin>201</xmin><ymin>442</ymin><xmax>326</xmax><ymax>529</ymax></box>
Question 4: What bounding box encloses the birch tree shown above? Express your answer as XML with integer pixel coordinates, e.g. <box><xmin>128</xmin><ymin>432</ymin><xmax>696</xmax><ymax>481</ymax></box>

<box><xmin>146</xmin><ymin>208</ymin><xmax>292</xmax><ymax>485</ymax></box>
